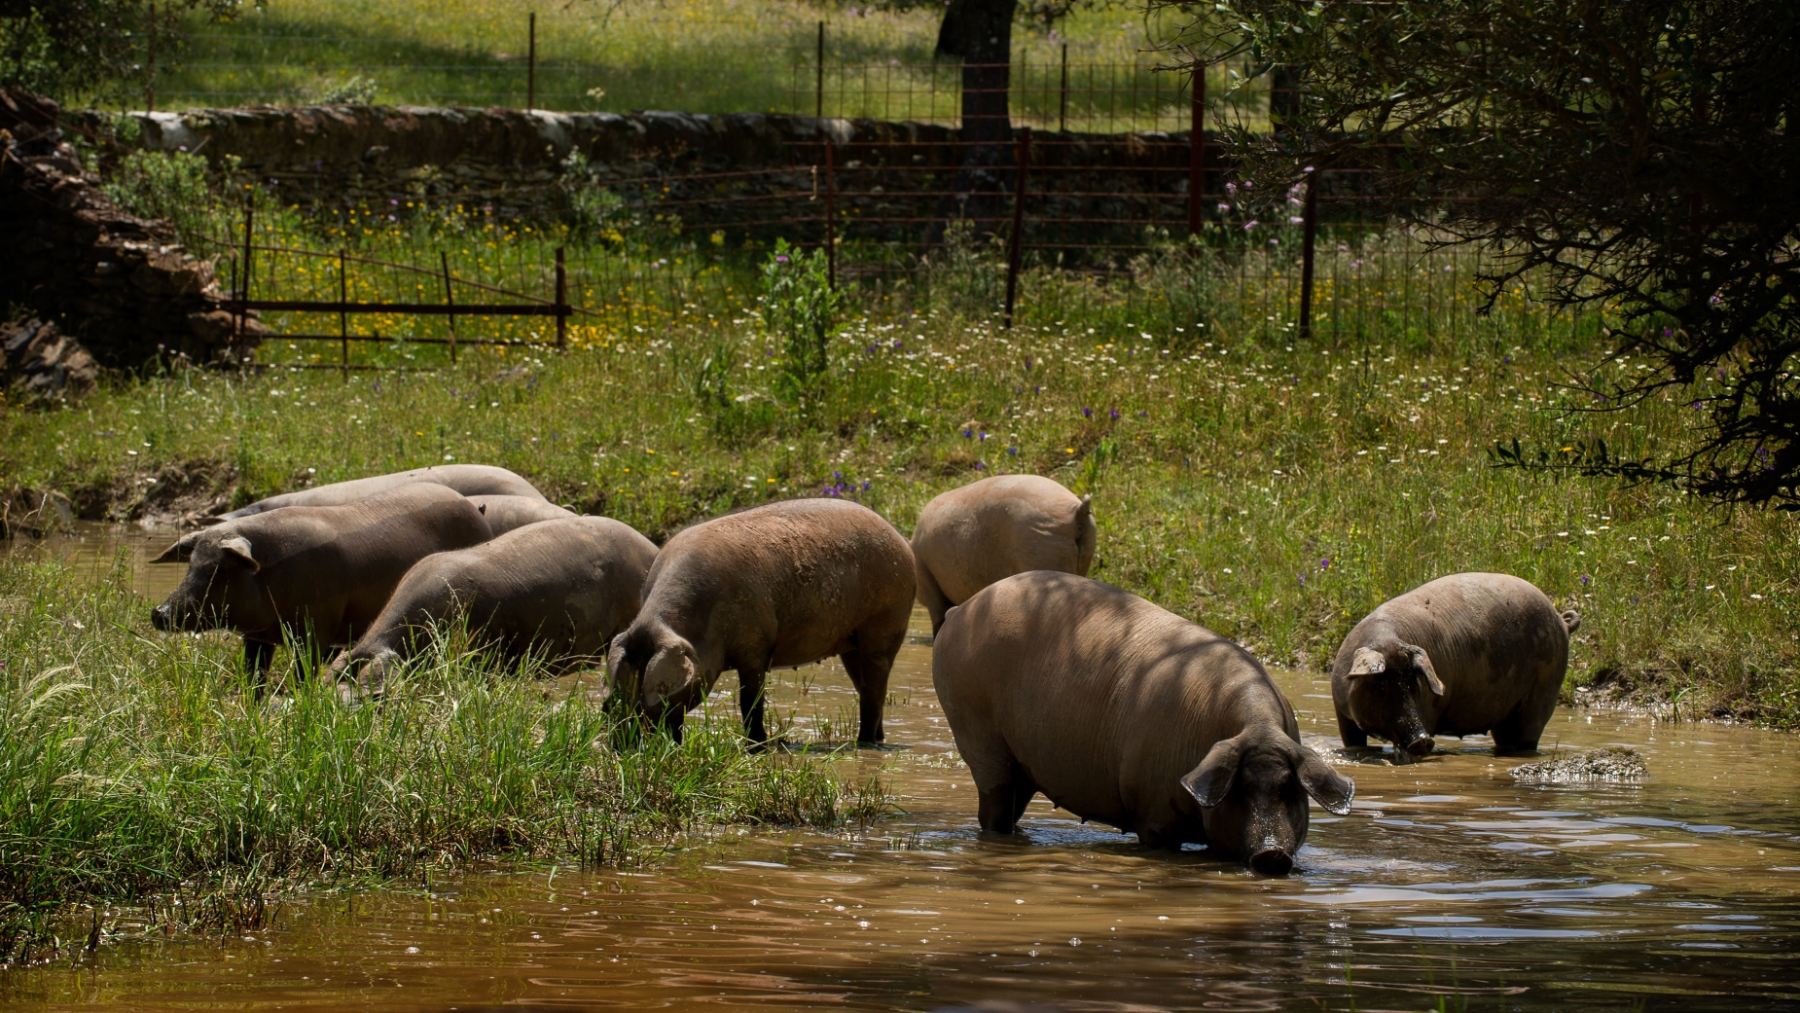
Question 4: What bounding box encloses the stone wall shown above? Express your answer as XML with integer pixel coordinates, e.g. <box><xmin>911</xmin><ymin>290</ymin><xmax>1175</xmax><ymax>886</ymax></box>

<box><xmin>95</xmin><ymin>105</ymin><xmax>1226</xmax><ymax>246</ymax></box>
<box><xmin>0</xmin><ymin>89</ymin><xmax>264</xmax><ymax>369</ymax></box>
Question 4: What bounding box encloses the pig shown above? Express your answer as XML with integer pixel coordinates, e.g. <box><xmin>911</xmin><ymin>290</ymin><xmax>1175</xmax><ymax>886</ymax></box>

<box><xmin>607</xmin><ymin>498</ymin><xmax>915</xmax><ymax>746</ymax></box>
<box><xmin>1330</xmin><ymin>571</ymin><xmax>1582</xmax><ymax>763</ymax></box>
<box><xmin>150</xmin><ymin>483</ymin><xmax>492</xmax><ymax>686</ymax></box>
<box><xmin>911</xmin><ymin>474</ymin><xmax>1097</xmax><ymax>634</ymax></box>
<box><xmin>933</xmin><ymin>570</ymin><xmax>1354</xmax><ymax>875</ymax></box>
<box><xmin>330</xmin><ymin>516</ymin><xmax>658</xmax><ymax>692</ymax></box>
<box><xmin>468</xmin><ymin>494</ymin><xmax>577</xmax><ymax>536</ymax></box>
<box><xmin>207</xmin><ymin>464</ymin><xmax>543</xmax><ymax>523</ymax></box>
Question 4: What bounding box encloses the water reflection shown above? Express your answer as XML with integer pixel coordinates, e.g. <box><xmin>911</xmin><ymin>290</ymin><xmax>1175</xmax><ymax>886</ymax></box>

<box><xmin>2</xmin><ymin>526</ymin><xmax>1798</xmax><ymax>1010</ymax></box>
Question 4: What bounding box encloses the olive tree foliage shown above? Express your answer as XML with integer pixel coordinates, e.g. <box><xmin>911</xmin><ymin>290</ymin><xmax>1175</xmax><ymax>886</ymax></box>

<box><xmin>1158</xmin><ymin>0</ymin><xmax>1800</xmax><ymax>508</ymax></box>
<box><xmin>0</xmin><ymin>0</ymin><xmax>251</xmax><ymax>101</ymax></box>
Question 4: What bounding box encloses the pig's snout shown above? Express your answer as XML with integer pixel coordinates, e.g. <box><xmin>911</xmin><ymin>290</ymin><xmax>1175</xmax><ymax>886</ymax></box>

<box><xmin>150</xmin><ymin>603</ymin><xmax>173</xmax><ymax>631</ymax></box>
<box><xmin>1405</xmin><ymin>735</ymin><xmax>1436</xmax><ymax>758</ymax></box>
<box><xmin>1250</xmin><ymin>847</ymin><xmax>1295</xmax><ymax>876</ymax></box>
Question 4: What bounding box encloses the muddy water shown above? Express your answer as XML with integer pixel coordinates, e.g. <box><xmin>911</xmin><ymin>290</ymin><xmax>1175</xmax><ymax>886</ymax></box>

<box><xmin>4</xmin><ymin>527</ymin><xmax>1799</xmax><ymax>1011</ymax></box>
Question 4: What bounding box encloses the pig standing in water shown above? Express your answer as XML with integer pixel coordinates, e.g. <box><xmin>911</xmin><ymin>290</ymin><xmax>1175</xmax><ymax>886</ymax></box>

<box><xmin>468</xmin><ymin>494</ymin><xmax>576</xmax><ymax>536</ymax></box>
<box><xmin>608</xmin><ymin>498</ymin><xmax>914</xmax><ymax>746</ymax></box>
<box><xmin>1331</xmin><ymin>571</ymin><xmax>1581</xmax><ymax>762</ymax></box>
<box><xmin>151</xmin><ymin>483</ymin><xmax>491</xmax><ymax>686</ymax></box>
<box><xmin>330</xmin><ymin>516</ymin><xmax>658</xmax><ymax>692</ymax></box>
<box><xmin>208</xmin><ymin>464</ymin><xmax>543</xmax><ymax>522</ymax></box>
<box><xmin>911</xmin><ymin>474</ymin><xmax>1096</xmax><ymax>634</ymax></box>
<box><xmin>933</xmin><ymin>571</ymin><xmax>1354</xmax><ymax>875</ymax></box>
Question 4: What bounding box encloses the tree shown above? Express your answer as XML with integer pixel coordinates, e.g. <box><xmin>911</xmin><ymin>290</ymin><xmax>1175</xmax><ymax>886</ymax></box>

<box><xmin>0</xmin><ymin>0</ymin><xmax>248</xmax><ymax>101</ymax></box>
<box><xmin>1160</xmin><ymin>1</ymin><xmax>1799</xmax><ymax>508</ymax></box>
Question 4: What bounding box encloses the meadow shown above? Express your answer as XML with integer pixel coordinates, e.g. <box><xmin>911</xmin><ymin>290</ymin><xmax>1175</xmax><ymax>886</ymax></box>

<box><xmin>3</xmin><ymin>1</ymin><xmax>1795</xmax><ymax>960</ymax></box>
<box><xmin>137</xmin><ymin>0</ymin><xmax>1238</xmax><ymax>131</ymax></box>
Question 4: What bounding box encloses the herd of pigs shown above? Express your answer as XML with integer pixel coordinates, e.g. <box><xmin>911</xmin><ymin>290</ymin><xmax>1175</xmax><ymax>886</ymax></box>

<box><xmin>148</xmin><ymin>463</ymin><xmax>1581</xmax><ymax>876</ymax></box>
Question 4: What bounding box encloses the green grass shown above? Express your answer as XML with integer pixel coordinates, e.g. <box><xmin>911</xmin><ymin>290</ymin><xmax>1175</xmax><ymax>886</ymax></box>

<box><xmin>0</xmin><ymin>559</ymin><xmax>888</xmax><ymax>962</ymax></box>
<box><xmin>129</xmin><ymin>0</ymin><xmax>1246</xmax><ymax>131</ymax></box>
<box><xmin>5</xmin><ymin>247</ymin><xmax>1796</xmax><ymax>730</ymax></box>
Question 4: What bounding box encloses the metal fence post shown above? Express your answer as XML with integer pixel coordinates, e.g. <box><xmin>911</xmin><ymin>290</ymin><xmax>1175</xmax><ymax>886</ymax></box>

<box><xmin>441</xmin><ymin>250</ymin><xmax>458</xmax><ymax>364</ymax></box>
<box><xmin>338</xmin><ymin>248</ymin><xmax>349</xmax><ymax>379</ymax></box>
<box><xmin>1003</xmin><ymin>127</ymin><xmax>1032</xmax><ymax>330</ymax></box>
<box><xmin>527</xmin><ymin>12</ymin><xmax>537</xmax><ymax>112</ymax></box>
<box><xmin>236</xmin><ymin>197</ymin><xmax>255</xmax><ymax>349</ymax></box>
<box><xmin>815</xmin><ymin>21</ymin><xmax>826</xmax><ymax>119</ymax></box>
<box><xmin>823</xmin><ymin>137</ymin><xmax>838</xmax><ymax>290</ymax></box>
<box><xmin>1058</xmin><ymin>43</ymin><xmax>1068</xmax><ymax>132</ymax></box>
<box><xmin>145</xmin><ymin>2</ymin><xmax>157</xmax><ymax>113</ymax></box>
<box><xmin>1298</xmin><ymin>167</ymin><xmax>1319</xmax><ymax>341</ymax></box>
<box><xmin>554</xmin><ymin>246</ymin><xmax>568</xmax><ymax>349</ymax></box>
<box><xmin>1188</xmin><ymin>61</ymin><xmax>1205</xmax><ymax>237</ymax></box>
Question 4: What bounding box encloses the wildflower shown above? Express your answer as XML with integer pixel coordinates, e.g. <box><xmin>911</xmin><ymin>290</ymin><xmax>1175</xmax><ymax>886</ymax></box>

<box><xmin>975</xmin><ymin>460</ymin><xmax>987</xmax><ymax>471</ymax></box>
<box><xmin>1319</xmin><ymin>557</ymin><xmax>1331</xmax><ymax>570</ymax></box>
<box><xmin>1708</xmin><ymin>289</ymin><xmax>1723</xmax><ymax>308</ymax></box>
<box><xmin>1064</xmin><ymin>447</ymin><xmax>1075</xmax><ymax>455</ymax></box>
<box><xmin>1288</xmin><ymin>216</ymin><xmax>1304</xmax><ymax>225</ymax></box>
<box><xmin>1081</xmin><ymin>406</ymin><xmax>1092</xmax><ymax>419</ymax></box>
<box><xmin>1579</xmin><ymin>574</ymin><xmax>1591</xmax><ymax>586</ymax></box>
<box><xmin>961</xmin><ymin>427</ymin><xmax>974</xmax><ymax>439</ymax></box>
<box><xmin>1243</xmin><ymin>219</ymin><xmax>1258</xmax><ymax>231</ymax></box>
<box><xmin>776</xmin><ymin>254</ymin><xmax>791</xmax><ymax>264</ymax></box>
<box><xmin>1108</xmin><ymin>407</ymin><xmax>1119</xmax><ymax>421</ymax></box>
<box><xmin>1216</xmin><ymin>202</ymin><xmax>1231</xmax><ymax>214</ymax></box>
<box><xmin>1225</xmin><ymin>181</ymin><xmax>1237</xmax><ymax>196</ymax></box>
<box><xmin>1007</xmin><ymin>446</ymin><xmax>1019</xmax><ymax>457</ymax></box>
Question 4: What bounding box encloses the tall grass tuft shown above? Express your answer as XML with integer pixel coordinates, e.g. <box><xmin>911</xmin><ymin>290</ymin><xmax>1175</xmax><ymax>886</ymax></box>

<box><xmin>0</xmin><ymin>559</ymin><xmax>888</xmax><ymax>962</ymax></box>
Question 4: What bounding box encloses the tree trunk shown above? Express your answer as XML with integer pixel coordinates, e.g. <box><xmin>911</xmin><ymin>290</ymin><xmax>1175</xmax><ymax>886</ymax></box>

<box><xmin>935</xmin><ymin>0</ymin><xmax>1017</xmax><ymax>234</ymax></box>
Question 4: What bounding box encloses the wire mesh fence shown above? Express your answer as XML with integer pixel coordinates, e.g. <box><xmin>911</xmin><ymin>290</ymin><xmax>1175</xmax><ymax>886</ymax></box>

<box><xmin>131</xmin><ymin>15</ymin><xmax>1597</xmax><ymax>371</ymax></box>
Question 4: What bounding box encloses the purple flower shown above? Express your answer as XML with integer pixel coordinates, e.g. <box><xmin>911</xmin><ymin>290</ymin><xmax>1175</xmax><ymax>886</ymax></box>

<box><xmin>978</xmin><ymin>431</ymin><xmax>989</xmax><ymax>441</ymax></box>
<box><xmin>1288</xmin><ymin>216</ymin><xmax>1304</xmax><ymax>225</ymax></box>
<box><xmin>833</xmin><ymin>470</ymin><xmax>842</xmax><ymax>481</ymax></box>
<box><xmin>1007</xmin><ymin>446</ymin><xmax>1019</xmax><ymax>457</ymax></box>
<box><xmin>1108</xmin><ymin>407</ymin><xmax>1119</xmax><ymax>421</ymax></box>
<box><xmin>389</xmin><ymin>198</ymin><xmax>399</xmax><ymax>206</ymax></box>
<box><xmin>1024</xmin><ymin>356</ymin><xmax>1033</xmax><ymax>370</ymax></box>
<box><xmin>1298</xmin><ymin>573</ymin><xmax>1306</xmax><ymax>588</ymax></box>
<box><xmin>861</xmin><ymin>480</ymin><xmax>872</xmax><ymax>491</ymax></box>
<box><xmin>1579</xmin><ymin>573</ymin><xmax>1591</xmax><ymax>586</ymax></box>
<box><xmin>776</xmin><ymin>254</ymin><xmax>790</xmax><ymax>264</ymax></box>
<box><xmin>1033</xmin><ymin>385</ymin><xmax>1043</xmax><ymax>395</ymax></box>
<box><xmin>961</xmin><ymin>427</ymin><xmax>974</xmax><ymax>439</ymax></box>
<box><xmin>1708</xmin><ymin>289</ymin><xmax>1723</xmax><ymax>307</ymax></box>
<box><xmin>1319</xmin><ymin>557</ymin><xmax>1331</xmax><ymax>571</ymax></box>
<box><xmin>1081</xmin><ymin>406</ymin><xmax>1093</xmax><ymax>419</ymax></box>
<box><xmin>974</xmin><ymin>460</ymin><xmax>987</xmax><ymax>471</ymax></box>
<box><xmin>1224</xmin><ymin>181</ymin><xmax>1238</xmax><ymax>196</ymax></box>
<box><xmin>1216</xmin><ymin>202</ymin><xmax>1231</xmax><ymax>214</ymax></box>
<box><xmin>1243</xmin><ymin>219</ymin><xmax>1259</xmax><ymax>231</ymax></box>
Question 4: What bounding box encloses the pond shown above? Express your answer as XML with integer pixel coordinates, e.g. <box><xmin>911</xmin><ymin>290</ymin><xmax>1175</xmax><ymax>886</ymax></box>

<box><xmin>2</xmin><ymin>526</ymin><xmax>1797</xmax><ymax>1011</ymax></box>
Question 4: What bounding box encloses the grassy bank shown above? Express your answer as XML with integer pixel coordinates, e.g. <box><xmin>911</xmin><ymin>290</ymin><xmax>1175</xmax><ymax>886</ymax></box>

<box><xmin>0</xmin><ymin>558</ymin><xmax>887</xmax><ymax>963</ymax></box>
<box><xmin>5</xmin><ymin>286</ymin><xmax>1796</xmax><ymax>729</ymax></box>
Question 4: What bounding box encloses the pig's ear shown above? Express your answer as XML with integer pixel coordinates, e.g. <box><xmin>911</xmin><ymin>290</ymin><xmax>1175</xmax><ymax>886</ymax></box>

<box><xmin>642</xmin><ymin>641</ymin><xmax>696</xmax><ymax>707</ymax></box>
<box><xmin>219</xmin><ymin>535</ymin><xmax>260</xmax><ymax>573</ymax></box>
<box><xmin>1346</xmin><ymin>646</ymin><xmax>1386</xmax><ymax>678</ymax></box>
<box><xmin>1179</xmin><ymin>734</ymin><xmax>1244</xmax><ymax>810</ymax></box>
<box><xmin>1293</xmin><ymin>747</ymin><xmax>1355</xmax><ymax>816</ymax></box>
<box><xmin>1404</xmin><ymin>644</ymin><xmax>1444</xmax><ymax>696</ymax></box>
<box><xmin>151</xmin><ymin>532</ymin><xmax>201</xmax><ymax>564</ymax></box>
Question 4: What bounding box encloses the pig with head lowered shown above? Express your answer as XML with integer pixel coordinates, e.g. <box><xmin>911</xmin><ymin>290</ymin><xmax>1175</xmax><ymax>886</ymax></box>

<box><xmin>329</xmin><ymin>516</ymin><xmax>658</xmax><ymax>692</ymax></box>
<box><xmin>151</xmin><ymin>483</ymin><xmax>492</xmax><ymax>685</ymax></box>
<box><xmin>911</xmin><ymin>474</ymin><xmax>1096</xmax><ymax>634</ymax></box>
<box><xmin>1331</xmin><ymin>571</ymin><xmax>1581</xmax><ymax>762</ymax></box>
<box><xmin>608</xmin><ymin>498</ymin><xmax>915</xmax><ymax>746</ymax></box>
<box><xmin>207</xmin><ymin>464</ymin><xmax>543</xmax><ymax>523</ymax></box>
<box><xmin>467</xmin><ymin>494</ymin><xmax>576</xmax><ymax>536</ymax></box>
<box><xmin>933</xmin><ymin>570</ymin><xmax>1354</xmax><ymax>875</ymax></box>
